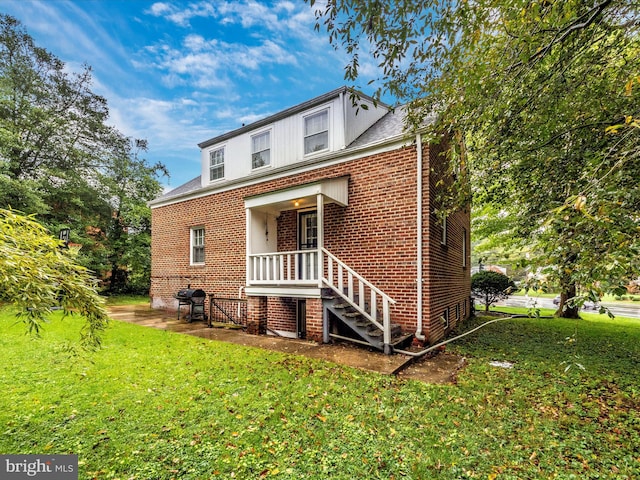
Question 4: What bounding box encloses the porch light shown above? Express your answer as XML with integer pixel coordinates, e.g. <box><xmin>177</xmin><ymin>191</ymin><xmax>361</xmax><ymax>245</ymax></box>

<box><xmin>294</xmin><ymin>200</ymin><xmax>300</xmax><ymax>207</ymax></box>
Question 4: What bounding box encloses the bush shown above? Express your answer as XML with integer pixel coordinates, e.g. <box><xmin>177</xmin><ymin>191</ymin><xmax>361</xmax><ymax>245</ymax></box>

<box><xmin>471</xmin><ymin>270</ymin><xmax>517</xmax><ymax>312</ymax></box>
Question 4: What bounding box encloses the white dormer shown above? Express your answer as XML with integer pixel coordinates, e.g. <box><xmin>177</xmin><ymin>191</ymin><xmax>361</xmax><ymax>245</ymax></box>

<box><xmin>198</xmin><ymin>87</ymin><xmax>389</xmax><ymax>188</ymax></box>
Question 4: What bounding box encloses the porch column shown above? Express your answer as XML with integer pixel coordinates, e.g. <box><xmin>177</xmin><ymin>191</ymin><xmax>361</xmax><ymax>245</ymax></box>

<box><xmin>316</xmin><ymin>193</ymin><xmax>324</xmax><ymax>287</ymax></box>
<box><xmin>245</xmin><ymin>207</ymin><xmax>251</xmax><ymax>286</ymax></box>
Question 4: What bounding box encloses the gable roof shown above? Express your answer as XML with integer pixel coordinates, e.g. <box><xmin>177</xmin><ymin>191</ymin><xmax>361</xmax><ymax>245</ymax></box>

<box><xmin>198</xmin><ymin>87</ymin><xmax>385</xmax><ymax>149</ymax></box>
<box><xmin>154</xmin><ymin>94</ymin><xmax>436</xmax><ymax>204</ymax></box>
<box><xmin>159</xmin><ymin>175</ymin><xmax>202</xmax><ymax>200</ymax></box>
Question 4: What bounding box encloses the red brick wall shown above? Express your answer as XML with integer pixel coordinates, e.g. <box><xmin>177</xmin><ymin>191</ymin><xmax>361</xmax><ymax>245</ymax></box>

<box><xmin>423</xmin><ymin>138</ymin><xmax>472</xmax><ymax>342</ymax></box>
<box><xmin>306</xmin><ymin>298</ymin><xmax>323</xmax><ymax>342</ymax></box>
<box><xmin>151</xmin><ymin>139</ymin><xmax>470</xmax><ymax>344</ymax></box>
<box><xmin>247</xmin><ymin>296</ymin><xmax>267</xmax><ymax>335</ymax></box>
<box><xmin>267</xmin><ymin>297</ymin><xmax>297</xmax><ymax>334</ymax></box>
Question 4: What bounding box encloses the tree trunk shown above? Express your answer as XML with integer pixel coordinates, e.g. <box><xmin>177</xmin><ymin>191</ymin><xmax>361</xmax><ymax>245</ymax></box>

<box><xmin>556</xmin><ymin>282</ymin><xmax>580</xmax><ymax>318</ymax></box>
<box><xmin>485</xmin><ymin>293</ymin><xmax>490</xmax><ymax>312</ymax></box>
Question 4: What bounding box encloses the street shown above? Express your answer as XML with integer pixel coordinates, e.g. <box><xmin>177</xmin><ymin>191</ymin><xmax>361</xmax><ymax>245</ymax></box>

<box><xmin>496</xmin><ymin>296</ymin><xmax>640</xmax><ymax>319</ymax></box>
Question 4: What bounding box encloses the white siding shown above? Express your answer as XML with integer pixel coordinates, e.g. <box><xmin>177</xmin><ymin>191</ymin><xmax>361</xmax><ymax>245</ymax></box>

<box><xmin>344</xmin><ymin>96</ymin><xmax>389</xmax><ymax>146</ymax></box>
<box><xmin>199</xmin><ymin>93</ymin><xmax>388</xmax><ymax>188</ymax></box>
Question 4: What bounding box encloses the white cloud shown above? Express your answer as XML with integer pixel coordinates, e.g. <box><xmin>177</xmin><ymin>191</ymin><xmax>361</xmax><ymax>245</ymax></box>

<box><xmin>217</xmin><ymin>1</ymin><xmax>278</xmax><ymax>28</ymax></box>
<box><xmin>141</xmin><ymin>33</ymin><xmax>297</xmax><ymax>91</ymax></box>
<box><xmin>146</xmin><ymin>1</ymin><xmax>216</xmax><ymax>27</ymax></box>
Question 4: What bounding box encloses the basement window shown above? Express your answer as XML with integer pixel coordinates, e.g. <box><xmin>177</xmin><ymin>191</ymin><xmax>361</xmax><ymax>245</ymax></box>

<box><xmin>442</xmin><ymin>308</ymin><xmax>450</xmax><ymax>329</ymax></box>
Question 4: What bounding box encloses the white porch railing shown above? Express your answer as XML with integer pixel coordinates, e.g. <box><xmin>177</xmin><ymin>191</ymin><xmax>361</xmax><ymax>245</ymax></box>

<box><xmin>321</xmin><ymin>248</ymin><xmax>396</xmax><ymax>348</ymax></box>
<box><xmin>247</xmin><ymin>248</ymin><xmax>396</xmax><ymax>349</ymax></box>
<box><xmin>248</xmin><ymin>249</ymin><xmax>319</xmax><ymax>285</ymax></box>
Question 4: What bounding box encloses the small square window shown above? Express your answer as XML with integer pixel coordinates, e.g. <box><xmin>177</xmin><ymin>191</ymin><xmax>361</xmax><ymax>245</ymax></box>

<box><xmin>304</xmin><ymin>110</ymin><xmax>328</xmax><ymax>154</ymax></box>
<box><xmin>209</xmin><ymin>148</ymin><xmax>224</xmax><ymax>181</ymax></box>
<box><xmin>191</xmin><ymin>227</ymin><xmax>205</xmax><ymax>265</ymax></box>
<box><xmin>252</xmin><ymin>131</ymin><xmax>271</xmax><ymax>169</ymax></box>
<box><xmin>442</xmin><ymin>308</ymin><xmax>449</xmax><ymax>329</ymax></box>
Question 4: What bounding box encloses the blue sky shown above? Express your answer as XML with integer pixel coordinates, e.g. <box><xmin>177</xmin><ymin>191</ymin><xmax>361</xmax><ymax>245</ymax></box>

<box><xmin>0</xmin><ymin>0</ymin><xmax>387</xmax><ymax>190</ymax></box>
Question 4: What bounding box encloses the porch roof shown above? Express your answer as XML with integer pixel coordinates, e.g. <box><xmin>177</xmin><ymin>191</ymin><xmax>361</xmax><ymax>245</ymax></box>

<box><xmin>244</xmin><ymin>176</ymin><xmax>349</xmax><ymax>214</ymax></box>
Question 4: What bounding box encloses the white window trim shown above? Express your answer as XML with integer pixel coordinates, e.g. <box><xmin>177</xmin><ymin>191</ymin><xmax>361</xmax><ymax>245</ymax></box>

<box><xmin>303</xmin><ymin>107</ymin><xmax>330</xmax><ymax>156</ymax></box>
<box><xmin>251</xmin><ymin>129</ymin><xmax>272</xmax><ymax>171</ymax></box>
<box><xmin>442</xmin><ymin>308</ymin><xmax>450</xmax><ymax>329</ymax></box>
<box><xmin>441</xmin><ymin>215</ymin><xmax>447</xmax><ymax>246</ymax></box>
<box><xmin>190</xmin><ymin>226</ymin><xmax>205</xmax><ymax>265</ymax></box>
<box><xmin>209</xmin><ymin>146</ymin><xmax>225</xmax><ymax>183</ymax></box>
<box><xmin>462</xmin><ymin>227</ymin><xmax>467</xmax><ymax>267</ymax></box>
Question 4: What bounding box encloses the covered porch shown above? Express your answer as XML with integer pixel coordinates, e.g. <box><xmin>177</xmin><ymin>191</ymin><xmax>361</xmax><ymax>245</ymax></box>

<box><xmin>244</xmin><ymin>176</ymin><xmax>349</xmax><ymax>297</ymax></box>
<box><xmin>243</xmin><ymin>177</ymin><xmax>399</xmax><ymax>352</ymax></box>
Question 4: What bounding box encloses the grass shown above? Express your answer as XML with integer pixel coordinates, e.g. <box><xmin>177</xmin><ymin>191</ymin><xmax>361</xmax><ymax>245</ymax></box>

<box><xmin>1</xmin><ymin>307</ymin><xmax>639</xmax><ymax>479</ymax></box>
<box><xmin>102</xmin><ymin>294</ymin><xmax>150</xmax><ymax>306</ymax></box>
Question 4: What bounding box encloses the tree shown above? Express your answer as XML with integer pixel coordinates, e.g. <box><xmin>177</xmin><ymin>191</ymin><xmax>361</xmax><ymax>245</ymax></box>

<box><xmin>0</xmin><ymin>15</ymin><xmax>167</xmax><ymax>293</ymax></box>
<box><xmin>0</xmin><ymin>15</ymin><xmax>111</xmax><ymax>181</ymax></box>
<box><xmin>312</xmin><ymin>0</ymin><xmax>640</xmax><ymax>318</ymax></box>
<box><xmin>97</xmin><ymin>136</ymin><xmax>167</xmax><ymax>293</ymax></box>
<box><xmin>471</xmin><ymin>271</ymin><xmax>517</xmax><ymax>313</ymax></box>
<box><xmin>0</xmin><ymin>209</ymin><xmax>108</xmax><ymax>348</ymax></box>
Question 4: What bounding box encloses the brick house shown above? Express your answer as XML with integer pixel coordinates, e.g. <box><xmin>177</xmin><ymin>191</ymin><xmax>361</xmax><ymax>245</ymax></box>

<box><xmin>149</xmin><ymin>87</ymin><xmax>470</xmax><ymax>354</ymax></box>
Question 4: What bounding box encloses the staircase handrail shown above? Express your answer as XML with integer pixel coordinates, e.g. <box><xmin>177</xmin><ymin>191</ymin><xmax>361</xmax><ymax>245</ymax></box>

<box><xmin>321</xmin><ymin>247</ymin><xmax>396</xmax><ymax>349</ymax></box>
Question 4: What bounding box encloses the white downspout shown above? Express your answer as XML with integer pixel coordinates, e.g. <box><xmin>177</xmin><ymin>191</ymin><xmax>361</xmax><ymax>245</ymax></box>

<box><xmin>415</xmin><ymin>133</ymin><xmax>426</xmax><ymax>341</ymax></box>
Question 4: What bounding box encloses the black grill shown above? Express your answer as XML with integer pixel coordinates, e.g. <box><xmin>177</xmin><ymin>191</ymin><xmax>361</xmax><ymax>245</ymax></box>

<box><xmin>174</xmin><ymin>287</ymin><xmax>207</xmax><ymax>323</ymax></box>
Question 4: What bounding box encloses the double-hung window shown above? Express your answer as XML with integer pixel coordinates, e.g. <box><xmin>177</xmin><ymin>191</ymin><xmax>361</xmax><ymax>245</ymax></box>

<box><xmin>462</xmin><ymin>227</ymin><xmax>467</xmax><ymax>267</ymax></box>
<box><xmin>191</xmin><ymin>227</ymin><xmax>205</xmax><ymax>265</ymax></box>
<box><xmin>304</xmin><ymin>109</ymin><xmax>328</xmax><ymax>154</ymax></box>
<box><xmin>251</xmin><ymin>131</ymin><xmax>271</xmax><ymax>169</ymax></box>
<box><xmin>209</xmin><ymin>147</ymin><xmax>224</xmax><ymax>181</ymax></box>
<box><xmin>441</xmin><ymin>215</ymin><xmax>448</xmax><ymax>246</ymax></box>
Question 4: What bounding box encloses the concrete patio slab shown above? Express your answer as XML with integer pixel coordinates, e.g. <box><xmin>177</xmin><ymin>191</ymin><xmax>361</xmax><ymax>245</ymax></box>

<box><xmin>106</xmin><ymin>304</ymin><xmax>463</xmax><ymax>383</ymax></box>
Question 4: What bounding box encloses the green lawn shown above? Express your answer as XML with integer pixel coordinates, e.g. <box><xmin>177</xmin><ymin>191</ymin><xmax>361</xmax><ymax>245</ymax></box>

<box><xmin>103</xmin><ymin>294</ymin><xmax>150</xmax><ymax>306</ymax></box>
<box><xmin>1</xmin><ymin>307</ymin><xmax>638</xmax><ymax>479</ymax></box>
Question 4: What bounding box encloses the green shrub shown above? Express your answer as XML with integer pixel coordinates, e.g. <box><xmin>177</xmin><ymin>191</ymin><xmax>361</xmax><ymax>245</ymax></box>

<box><xmin>471</xmin><ymin>271</ymin><xmax>517</xmax><ymax>312</ymax></box>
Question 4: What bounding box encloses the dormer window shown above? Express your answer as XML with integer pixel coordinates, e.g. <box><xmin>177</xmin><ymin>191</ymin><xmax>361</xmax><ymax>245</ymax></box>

<box><xmin>209</xmin><ymin>147</ymin><xmax>224</xmax><ymax>181</ymax></box>
<box><xmin>304</xmin><ymin>109</ymin><xmax>328</xmax><ymax>154</ymax></box>
<box><xmin>251</xmin><ymin>131</ymin><xmax>271</xmax><ymax>169</ymax></box>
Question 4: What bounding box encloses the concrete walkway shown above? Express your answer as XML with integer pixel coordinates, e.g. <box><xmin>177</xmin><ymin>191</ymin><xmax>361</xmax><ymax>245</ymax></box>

<box><xmin>107</xmin><ymin>304</ymin><xmax>465</xmax><ymax>383</ymax></box>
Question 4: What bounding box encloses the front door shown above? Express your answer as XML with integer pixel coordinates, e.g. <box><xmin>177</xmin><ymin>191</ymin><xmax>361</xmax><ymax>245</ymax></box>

<box><xmin>298</xmin><ymin>210</ymin><xmax>317</xmax><ymax>280</ymax></box>
<box><xmin>299</xmin><ymin>210</ymin><xmax>318</xmax><ymax>250</ymax></box>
